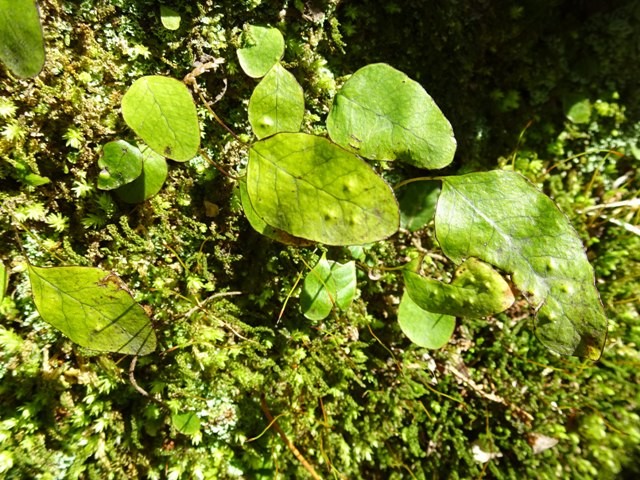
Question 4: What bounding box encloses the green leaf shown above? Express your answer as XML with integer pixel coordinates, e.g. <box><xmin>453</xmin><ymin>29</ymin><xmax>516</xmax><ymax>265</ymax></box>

<box><xmin>115</xmin><ymin>146</ymin><xmax>168</xmax><ymax>203</ymax></box>
<box><xmin>27</xmin><ymin>265</ymin><xmax>156</xmax><ymax>355</ymax></box>
<box><xmin>403</xmin><ymin>258</ymin><xmax>514</xmax><ymax>318</ymax></box>
<box><xmin>160</xmin><ymin>5</ymin><xmax>181</xmax><ymax>30</ymax></box>
<box><xmin>326</xmin><ymin>63</ymin><xmax>456</xmax><ymax>169</ymax></box>
<box><xmin>435</xmin><ymin>170</ymin><xmax>607</xmax><ymax>359</ymax></box>
<box><xmin>0</xmin><ymin>262</ymin><xmax>7</xmax><ymax>301</ymax></box>
<box><xmin>398</xmin><ymin>181</ymin><xmax>441</xmax><ymax>232</ymax></box>
<box><xmin>97</xmin><ymin>140</ymin><xmax>143</xmax><ymax>190</ymax></box>
<box><xmin>121</xmin><ymin>76</ymin><xmax>199</xmax><ymax>161</ymax></box>
<box><xmin>301</xmin><ymin>254</ymin><xmax>356</xmax><ymax>320</ymax></box>
<box><xmin>247</xmin><ymin>132</ymin><xmax>399</xmax><ymax>245</ymax></box>
<box><xmin>171</xmin><ymin>412</ymin><xmax>201</xmax><ymax>436</ymax></box>
<box><xmin>237</xmin><ymin>25</ymin><xmax>284</xmax><ymax>78</ymax></box>
<box><xmin>248</xmin><ymin>63</ymin><xmax>304</xmax><ymax>139</ymax></box>
<box><xmin>0</xmin><ymin>0</ymin><xmax>45</xmax><ymax>78</ymax></box>
<box><xmin>397</xmin><ymin>292</ymin><xmax>455</xmax><ymax>349</ymax></box>
<box><xmin>238</xmin><ymin>180</ymin><xmax>313</xmax><ymax>246</ymax></box>
<box><xmin>563</xmin><ymin>94</ymin><xmax>591</xmax><ymax>124</ymax></box>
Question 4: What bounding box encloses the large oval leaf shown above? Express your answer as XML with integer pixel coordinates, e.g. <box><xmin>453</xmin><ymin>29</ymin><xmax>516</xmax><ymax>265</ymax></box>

<box><xmin>247</xmin><ymin>132</ymin><xmax>400</xmax><ymax>245</ymax></box>
<box><xmin>397</xmin><ymin>292</ymin><xmax>455</xmax><ymax>349</ymax></box>
<box><xmin>248</xmin><ymin>62</ymin><xmax>304</xmax><ymax>139</ymax></box>
<box><xmin>326</xmin><ymin>63</ymin><xmax>456</xmax><ymax>169</ymax></box>
<box><xmin>237</xmin><ymin>25</ymin><xmax>284</xmax><ymax>78</ymax></box>
<box><xmin>121</xmin><ymin>76</ymin><xmax>199</xmax><ymax>161</ymax></box>
<box><xmin>97</xmin><ymin>140</ymin><xmax>143</xmax><ymax>190</ymax></box>
<box><xmin>404</xmin><ymin>258</ymin><xmax>514</xmax><ymax>318</ymax></box>
<box><xmin>28</xmin><ymin>265</ymin><xmax>156</xmax><ymax>355</ymax></box>
<box><xmin>0</xmin><ymin>0</ymin><xmax>45</xmax><ymax>78</ymax></box>
<box><xmin>115</xmin><ymin>146</ymin><xmax>168</xmax><ymax>203</ymax></box>
<box><xmin>435</xmin><ymin>170</ymin><xmax>607</xmax><ymax>359</ymax></box>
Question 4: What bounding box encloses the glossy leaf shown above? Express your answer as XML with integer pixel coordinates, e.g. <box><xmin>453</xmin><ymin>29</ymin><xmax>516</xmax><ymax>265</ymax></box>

<box><xmin>397</xmin><ymin>292</ymin><xmax>455</xmax><ymax>349</ymax></box>
<box><xmin>247</xmin><ymin>132</ymin><xmax>399</xmax><ymax>245</ymax></box>
<box><xmin>0</xmin><ymin>0</ymin><xmax>45</xmax><ymax>78</ymax></box>
<box><xmin>171</xmin><ymin>412</ymin><xmax>201</xmax><ymax>436</ymax></box>
<box><xmin>248</xmin><ymin>63</ymin><xmax>304</xmax><ymax>139</ymax></box>
<box><xmin>326</xmin><ymin>63</ymin><xmax>456</xmax><ymax>169</ymax></box>
<box><xmin>403</xmin><ymin>258</ymin><xmax>514</xmax><ymax>318</ymax></box>
<box><xmin>115</xmin><ymin>146</ymin><xmax>168</xmax><ymax>203</ymax></box>
<box><xmin>237</xmin><ymin>25</ymin><xmax>284</xmax><ymax>78</ymax></box>
<box><xmin>121</xmin><ymin>76</ymin><xmax>199</xmax><ymax>161</ymax></box>
<box><xmin>28</xmin><ymin>265</ymin><xmax>156</xmax><ymax>355</ymax></box>
<box><xmin>398</xmin><ymin>180</ymin><xmax>441</xmax><ymax>232</ymax></box>
<box><xmin>160</xmin><ymin>5</ymin><xmax>180</xmax><ymax>30</ymax></box>
<box><xmin>97</xmin><ymin>140</ymin><xmax>143</xmax><ymax>190</ymax></box>
<box><xmin>435</xmin><ymin>170</ymin><xmax>607</xmax><ymax>359</ymax></box>
<box><xmin>300</xmin><ymin>255</ymin><xmax>356</xmax><ymax>320</ymax></box>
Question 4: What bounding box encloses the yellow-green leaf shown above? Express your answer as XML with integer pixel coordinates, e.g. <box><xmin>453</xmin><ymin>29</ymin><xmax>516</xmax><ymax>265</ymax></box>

<box><xmin>0</xmin><ymin>0</ymin><xmax>45</xmax><ymax>78</ymax></box>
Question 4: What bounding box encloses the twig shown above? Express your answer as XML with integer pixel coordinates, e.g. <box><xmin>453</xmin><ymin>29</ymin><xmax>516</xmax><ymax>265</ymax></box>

<box><xmin>129</xmin><ymin>356</ymin><xmax>170</xmax><ymax>409</ymax></box>
<box><xmin>259</xmin><ymin>393</ymin><xmax>322</xmax><ymax>480</ymax></box>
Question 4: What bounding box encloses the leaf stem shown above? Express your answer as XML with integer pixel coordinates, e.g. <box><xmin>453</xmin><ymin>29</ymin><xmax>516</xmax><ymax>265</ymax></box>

<box><xmin>394</xmin><ymin>176</ymin><xmax>442</xmax><ymax>190</ymax></box>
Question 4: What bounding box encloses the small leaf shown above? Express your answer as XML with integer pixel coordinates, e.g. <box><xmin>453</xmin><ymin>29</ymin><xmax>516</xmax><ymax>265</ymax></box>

<box><xmin>171</xmin><ymin>412</ymin><xmax>201</xmax><ymax>436</ymax></box>
<box><xmin>301</xmin><ymin>255</ymin><xmax>356</xmax><ymax>320</ymax></box>
<box><xmin>327</xmin><ymin>63</ymin><xmax>456</xmax><ymax>169</ymax></box>
<box><xmin>237</xmin><ymin>25</ymin><xmax>284</xmax><ymax>78</ymax></box>
<box><xmin>247</xmin><ymin>132</ymin><xmax>399</xmax><ymax>245</ymax></box>
<box><xmin>28</xmin><ymin>265</ymin><xmax>156</xmax><ymax>355</ymax></box>
<box><xmin>115</xmin><ymin>146</ymin><xmax>168</xmax><ymax>203</ymax></box>
<box><xmin>436</xmin><ymin>170</ymin><xmax>608</xmax><ymax>359</ymax></box>
<box><xmin>397</xmin><ymin>292</ymin><xmax>455</xmax><ymax>349</ymax></box>
<box><xmin>563</xmin><ymin>94</ymin><xmax>591</xmax><ymax>124</ymax></box>
<box><xmin>398</xmin><ymin>181</ymin><xmax>441</xmax><ymax>232</ymax></box>
<box><xmin>0</xmin><ymin>262</ymin><xmax>7</xmax><ymax>301</ymax></box>
<box><xmin>0</xmin><ymin>0</ymin><xmax>45</xmax><ymax>78</ymax></box>
<box><xmin>121</xmin><ymin>76</ymin><xmax>200</xmax><ymax>161</ymax></box>
<box><xmin>248</xmin><ymin>63</ymin><xmax>304</xmax><ymax>139</ymax></box>
<box><xmin>160</xmin><ymin>5</ymin><xmax>181</xmax><ymax>30</ymax></box>
<box><xmin>403</xmin><ymin>258</ymin><xmax>514</xmax><ymax>318</ymax></box>
<box><xmin>97</xmin><ymin>140</ymin><xmax>143</xmax><ymax>190</ymax></box>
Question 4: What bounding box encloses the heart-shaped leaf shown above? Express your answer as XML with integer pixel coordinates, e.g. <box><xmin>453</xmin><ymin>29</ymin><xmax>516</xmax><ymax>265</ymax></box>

<box><xmin>115</xmin><ymin>146</ymin><xmax>168</xmax><ymax>203</ymax></box>
<box><xmin>237</xmin><ymin>25</ymin><xmax>284</xmax><ymax>78</ymax></box>
<box><xmin>246</xmin><ymin>132</ymin><xmax>400</xmax><ymax>245</ymax></box>
<box><xmin>0</xmin><ymin>0</ymin><xmax>45</xmax><ymax>78</ymax></box>
<box><xmin>326</xmin><ymin>63</ymin><xmax>456</xmax><ymax>169</ymax></box>
<box><xmin>301</xmin><ymin>254</ymin><xmax>356</xmax><ymax>320</ymax></box>
<box><xmin>249</xmin><ymin>62</ymin><xmax>304</xmax><ymax>139</ymax></box>
<box><xmin>435</xmin><ymin>170</ymin><xmax>607</xmax><ymax>359</ymax></box>
<box><xmin>397</xmin><ymin>292</ymin><xmax>455</xmax><ymax>349</ymax></box>
<box><xmin>121</xmin><ymin>76</ymin><xmax>199</xmax><ymax>161</ymax></box>
<box><xmin>403</xmin><ymin>258</ymin><xmax>514</xmax><ymax>318</ymax></box>
<box><xmin>97</xmin><ymin>140</ymin><xmax>143</xmax><ymax>190</ymax></box>
<box><xmin>28</xmin><ymin>265</ymin><xmax>156</xmax><ymax>355</ymax></box>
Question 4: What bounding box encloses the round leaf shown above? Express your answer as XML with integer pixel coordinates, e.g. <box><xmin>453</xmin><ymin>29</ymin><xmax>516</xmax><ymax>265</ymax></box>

<box><xmin>301</xmin><ymin>255</ymin><xmax>356</xmax><ymax>320</ymax></box>
<box><xmin>436</xmin><ymin>170</ymin><xmax>608</xmax><ymax>359</ymax></box>
<box><xmin>121</xmin><ymin>76</ymin><xmax>200</xmax><ymax>161</ymax></box>
<box><xmin>116</xmin><ymin>146</ymin><xmax>168</xmax><ymax>203</ymax></box>
<box><xmin>160</xmin><ymin>5</ymin><xmax>181</xmax><ymax>30</ymax></box>
<box><xmin>97</xmin><ymin>140</ymin><xmax>143</xmax><ymax>190</ymax></box>
<box><xmin>327</xmin><ymin>63</ymin><xmax>456</xmax><ymax>169</ymax></box>
<box><xmin>398</xmin><ymin>180</ymin><xmax>441</xmax><ymax>232</ymax></box>
<box><xmin>247</xmin><ymin>132</ymin><xmax>400</xmax><ymax>245</ymax></box>
<box><xmin>398</xmin><ymin>292</ymin><xmax>455</xmax><ymax>349</ymax></box>
<box><xmin>27</xmin><ymin>265</ymin><xmax>156</xmax><ymax>355</ymax></box>
<box><xmin>0</xmin><ymin>0</ymin><xmax>45</xmax><ymax>78</ymax></box>
<box><xmin>249</xmin><ymin>63</ymin><xmax>304</xmax><ymax>139</ymax></box>
<box><xmin>237</xmin><ymin>25</ymin><xmax>284</xmax><ymax>78</ymax></box>
<box><xmin>171</xmin><ymin>412</ymin><xmax>201</xmax><ymax>436</ymax></box>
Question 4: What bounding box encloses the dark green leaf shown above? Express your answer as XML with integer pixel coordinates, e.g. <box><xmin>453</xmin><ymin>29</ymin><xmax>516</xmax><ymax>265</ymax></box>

<box><xmin>436</xmin><ymin>170</ymin><xmax>607</xmax><ymax>359</ymax></box>
<box><xmin>97</xmin><ymin>140</ymin><xmax>143</xmax><ymax>190</ymax></box>
<box><xmin>398</xmin><ymin>181</ymin><xmax>441</xmax><ymax>231</ymax></box>
<box><xmin>121</xmin><ymin>76</ymin><xmax>200</xmax><ymax>161</ymax></box>
<box><xmin>0</xmin><ymin>0</ymin><xmax>45</xmax><ymax>78</ymax></box>
<box><xmin>326</xmin><ymin>63</ymin><xmax>456</xmax><ymax>169</ymax></box>
<box><xmin>115</xmin><ymin>146</ymin><xmax>167</xmax><ymax>203</ymax></box>
<box><xmin>28</xmin><ymin>265</ymin><xmax>156</xmax><ymax>355</ymax></box>
<box><xmin>247</xmin><ymin>132</ymin><xmax>399</xmax><ymax>245</ymax></box>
